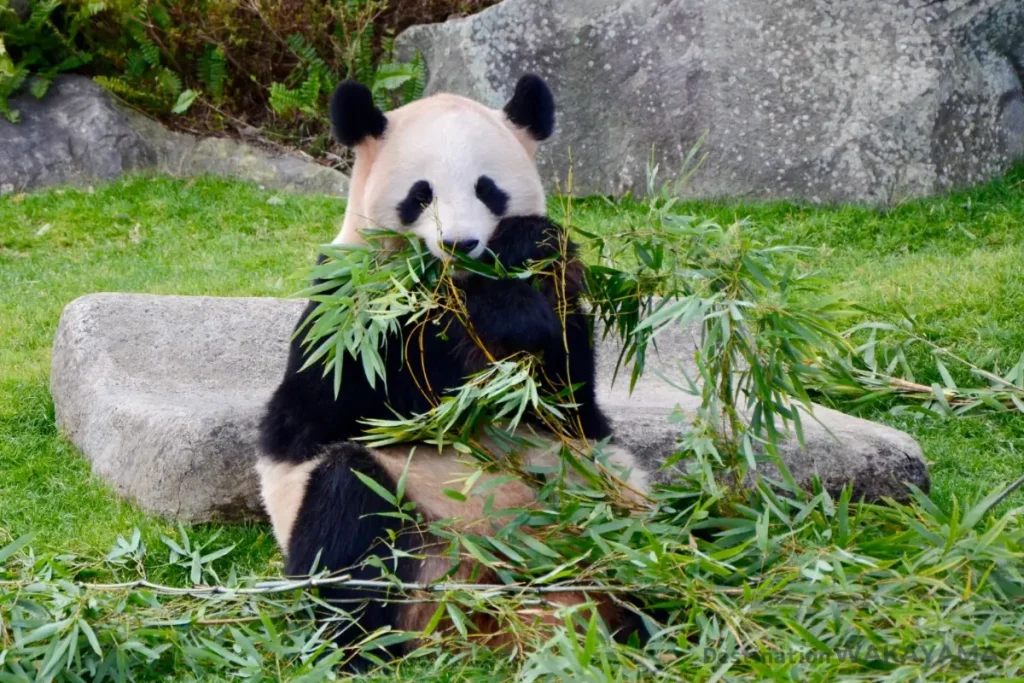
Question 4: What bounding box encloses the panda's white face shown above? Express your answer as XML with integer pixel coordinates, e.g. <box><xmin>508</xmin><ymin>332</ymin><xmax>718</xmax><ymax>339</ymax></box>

<box><xmin>362</xmin><ymin>96</ymin><xmax>546</xmax><ymax>259</ymax></box>
<box><xmin>330</xmin><ymin>76</ymin><xmax>554</xmax><ymax>259</ymax></box>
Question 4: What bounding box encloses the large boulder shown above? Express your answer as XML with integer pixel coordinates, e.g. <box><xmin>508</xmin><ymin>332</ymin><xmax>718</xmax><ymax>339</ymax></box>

<box><xmin>397</xmin><ymin>0</ymin><xmax>1024</xmax><ymax>203</ymax></box>
<box><xmin>51</xmin><ymin>293</ymin><xmax>928</xmax><ymax>522</ymax></box>
<box><xmin>0</xmin><ymin>76</ymin><xmax>348</xmax><ymax>196</ymax></box>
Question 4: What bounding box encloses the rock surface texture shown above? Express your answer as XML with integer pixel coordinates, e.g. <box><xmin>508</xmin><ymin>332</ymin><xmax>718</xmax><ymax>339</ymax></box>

<box><xmin>51</xmin><ymin>294</ymin><xmax>929</xmax><ymax>522</ymax></box>
<box><xmin>397</xmin><ymin>0</ymin><xmax>1024</xmax><ymax>203</ymax></box>
<box><xmin>0</xmin><ymin>76</ymin><xmax>348</xmax><ymax>196</ymax></box>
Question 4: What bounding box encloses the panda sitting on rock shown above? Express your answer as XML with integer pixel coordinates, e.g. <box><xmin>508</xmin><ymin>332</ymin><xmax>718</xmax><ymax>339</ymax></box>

<box><xmin>256</xmin><ymin>74</ymin><xmax>651</xmax><ymax>667</ymax></box>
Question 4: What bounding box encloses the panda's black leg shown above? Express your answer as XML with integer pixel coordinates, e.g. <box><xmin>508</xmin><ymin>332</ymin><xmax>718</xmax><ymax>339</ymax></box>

<box><xmin>286</xmin><ymin>442</ymin><xmax>421</xmax><ymax>670</ymax></box>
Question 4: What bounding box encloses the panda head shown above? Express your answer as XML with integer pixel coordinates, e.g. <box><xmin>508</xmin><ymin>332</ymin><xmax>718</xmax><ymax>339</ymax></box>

<box><xmin>330</xmin><ymin>74</ymin><xmax>555</xmax><ymax>260</ymax></box>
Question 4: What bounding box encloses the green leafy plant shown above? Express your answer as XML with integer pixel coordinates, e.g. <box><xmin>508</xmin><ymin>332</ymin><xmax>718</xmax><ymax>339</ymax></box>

<box><xmin>296</xmin><ymin>230</ymin><xmax>439</xmax><ymax>396</ymax></box>
<box><xmin>4</xmin><ymin>478</ymin><xmax>1021</xmax><ymax>679</ymax></box>
<box><xmin>359</xmin><ymin>357</ymin><xmax>573</xmax><ymax>454</ymax></box>
<box><xmin>298</xmin><ymin>180</ymin><xmax>857</xmax><ymax>495</ymax></box>
<box><xmin>268</xmin><ymin>29</ymin><xmax>426</xmax><ymax>123</ymax></box>
<box><xmin>0</xmin><ymin>530</ymin><xmax>350</xmax><ymax>680</ymax></box>
<box><xmin>194</xmin><ymin>43</ymin><xmax>225</xmax><ymax>104</ymax></box>
<box><xmin>814</xmin><ymin>315</ymin><xmax>1024</xmax><ymax>418</ymax></box>
<box><xmin>3</xmin><ymin>167</ymin><xmax>1024</xmax><ymax>678</ymax></box>
<box><xmin>0</xmin><ymin>0</ymin><xmax>432</xmax><ymax>148</ymax></box>
<box><xmin>267</xmin><ymin>34</ymin><xmax>336</xmax><ymax>118</ymax></box>
<box><xmin>585</xmin><ymin>213</ymin><xmax>856</xmax><ymax>486</ymax></box>
<box><xmin>0</xmin><ymin>0</ymin><xmax>94</xmax><ymax>122</ymax></box>
<box><xmin>91</xmin><ymin>3</ymin><xmax>195</xmax><ymax>114</ymax></box>
<box><xmin>274</xmin><ymin>162</ymin><xmax>1024</xmax><ymax>678</ymax></box>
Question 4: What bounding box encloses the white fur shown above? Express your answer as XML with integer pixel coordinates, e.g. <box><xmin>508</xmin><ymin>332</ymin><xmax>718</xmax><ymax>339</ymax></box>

<box><xmin>255</xmin><ymin>455</ymin><xmax>322</xmax><ymax>550</ymax></box>
<box><xmin>334</xmin><ymin>94</ymin><xmax>547</xmax><ymax>259</ymax></box>
<box><xmin>373</xmin><ymin>435</ymin><xmax>649</xmax><ymax>524</ymax></box>
<box><xmin>256</xmin><ymin>439</ymin><xmax>649</xmax><ymax>556</ymax></box>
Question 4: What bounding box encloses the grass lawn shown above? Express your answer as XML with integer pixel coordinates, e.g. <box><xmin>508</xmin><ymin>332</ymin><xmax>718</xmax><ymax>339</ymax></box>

<box><xmin>0</xmin><ymin>176</ymin><xmax>346</xmax><ymax>579</ymax></box>
<box><xmin>1</xmin><ymin>168</ymin><xmax>1023</xmax><ymax>651</ymax></box>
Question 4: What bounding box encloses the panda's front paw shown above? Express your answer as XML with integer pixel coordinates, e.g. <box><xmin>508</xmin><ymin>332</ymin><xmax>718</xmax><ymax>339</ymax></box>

<box><xmin>467</xmin><ymin>280</ymin><xmax>562</xmax><ymax>355</ymax></box>
<box><xmin>485</xmin><ymin>215</ymin><xmax>567</xmax><ymax>270</ymax></box>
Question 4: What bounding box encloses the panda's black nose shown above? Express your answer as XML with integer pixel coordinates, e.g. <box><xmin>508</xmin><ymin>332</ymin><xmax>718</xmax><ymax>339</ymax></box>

<box><xmin>441</xmin><ymin>239</ymin><xmax>479</xmax><ymax>255</ymax></box>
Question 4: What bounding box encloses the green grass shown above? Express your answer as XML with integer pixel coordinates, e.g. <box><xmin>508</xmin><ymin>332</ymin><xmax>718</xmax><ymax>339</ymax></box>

<box><xmin>0</xmin><ymin>176</ymin><xmax>345</xmax><ymax>579</ymax></box>
<box><xmin>2</xmin><ymin>168</ymin><xmax>1023</xmax><ymax>592</ymax></box>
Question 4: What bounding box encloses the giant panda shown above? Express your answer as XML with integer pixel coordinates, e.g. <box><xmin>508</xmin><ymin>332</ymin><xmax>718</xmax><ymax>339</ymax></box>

<box><xmin>256</xmin><ymin>74</ymin><xmax>651</xmax><ymax>667</ymax></box>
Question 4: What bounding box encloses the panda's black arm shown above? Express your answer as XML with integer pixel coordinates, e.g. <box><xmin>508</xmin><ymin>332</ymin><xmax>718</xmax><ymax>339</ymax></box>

<box><xmin>259</xmin><ymin>302</ymin><xmax>388</xmax><ymax>464</ymax></box>
<box><xmin>461</xmin><ymin>215</ymin><xmax>579</xmax><ymax>356</ymax></box>
<box><xmin>260</xmin><ymin>299</ymin><xmax>462</xmax><ymax>463</ymax></box>
<box><xmin>463</xmin><ymin>216</ymin><xmax>614</xmax><ymax>440</ymax></box>
<box><xmin>485</xmin><ymin>215</ymin><xmax>573</xmax><ymax>271</ymax></box>
<box><xmin>556</xmin><ymin>310</ymin><xmax>613</xmax><ymax>440</ymax></box>
<box><xmin>462</xmin><ymin>277</ymin><xmax>562</xmax><ymax>356</ymax></box>
<box><xmin>460</xmin><ymin>278</ymin><xmax>612</xmax><ymax>440</ymax></box>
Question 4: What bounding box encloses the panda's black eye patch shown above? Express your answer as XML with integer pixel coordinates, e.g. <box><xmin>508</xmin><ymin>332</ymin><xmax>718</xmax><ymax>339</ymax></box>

<box><xmin>397</xmin><ymin>180</ymin><xmax>433</xmax><ymax>225</ymax></box>
<box><xmin>475</xmin><ymin>175</ymin><xmax>509</xmax><ymax>216</ymax></box>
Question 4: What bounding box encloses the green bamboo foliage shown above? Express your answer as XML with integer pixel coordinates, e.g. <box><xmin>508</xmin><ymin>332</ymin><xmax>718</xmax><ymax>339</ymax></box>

<box><xmin>2</xmin><ymin>174</ymin><xmax>1024</xmax><ymax>677</ymax></box>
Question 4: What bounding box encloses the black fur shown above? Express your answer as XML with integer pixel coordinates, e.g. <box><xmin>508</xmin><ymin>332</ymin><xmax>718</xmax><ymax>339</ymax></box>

<box><xmin>503</xmin><ymin>74</ymin><xmax>555</xmax><ymax>141</ymax></box>
<box><xmin>286</xmin><ymin>442</ymin><xmax>423</xmax><ymax>668</ymax></box>
<box><xmin>260</xmin><ymin>215</ymin><xmax>610</xmax><ymax>464</ymax></box>
<box><xmin>330</xmin><ymin>81</ymin><xmax>387</xmax><ymax>146</ymax></box>
<box><xmin>475</xmin><ymin>175</ymin><xmax>510</xmax><ymax>216</ymax></box>
<box><xmin>442</xmin><ymin>239</ymin><xmax>480</xmax><ymax>256</ymax></box>
<box><xmin>397</xmin><ymin>180</ymin><xmax>433</xmax><ymax>226</ymax></box>
<box><xmin>259</xmin><ymin>216</ymin><xmax>613</xmax><ymax>666</ymax></box>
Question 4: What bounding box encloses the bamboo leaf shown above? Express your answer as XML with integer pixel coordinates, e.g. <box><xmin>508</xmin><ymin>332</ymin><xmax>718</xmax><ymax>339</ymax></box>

<box><xmin>935</xmin><ymin>357</ymin><xmax>957</xmax><ymax>389</ymax></box>
<box><xmin>352</xmin><ymin>469</ymin><xmax>397</xmax><ymax>506</ymax></box>
<box><xmin>445</xmin><ymin>603</ymin><xmax>469</xmax><ymax>638</ymax></box>
<box><xmin>0</xmin><ymin>532</ymin><xmax>36</xmax><ymax>565</ymax></box>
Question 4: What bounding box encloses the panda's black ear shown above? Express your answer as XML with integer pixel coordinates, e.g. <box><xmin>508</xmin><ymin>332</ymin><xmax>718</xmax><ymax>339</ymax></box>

<box><xmin>503</xmin><ymin>74</ymin><xmax>555</xmax><ymax>141</ymax></box>
<box><xmin>330</xmin><ymin>81</ymin><xmax>387</xmax><ymax>146</ymax></box>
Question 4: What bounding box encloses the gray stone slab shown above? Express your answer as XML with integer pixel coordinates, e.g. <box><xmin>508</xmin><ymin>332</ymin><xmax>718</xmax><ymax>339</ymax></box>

<box><xmin>51</xmin><ymin>293</ymin><xmax>928</xmax><ymax>522</ymax></box>
<box><xmin>51</xmin><ymin>294</ymin><xmax>303</xmax><ymax>521</ymax></box>
<box><xmin>601</xmin><ymin>329</ymin><xmax>929</xmax><ymax>499</ymax></box>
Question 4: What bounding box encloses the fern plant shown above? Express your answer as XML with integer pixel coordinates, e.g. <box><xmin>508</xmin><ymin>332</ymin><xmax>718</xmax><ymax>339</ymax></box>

<box><xmin>2</xmin><ymin>0</ymin><xmax>431</xmax><ymax>147</ymax></box>
<box><xmin>195</xmin><ymin>44</ymin><xmax>226</xmax><ymax>104</ymax></box>
<box><xmin>269</xmin><ymin>29</ymin><xmax>425</xmax><ymax>121</ymax></box>
<box><xmin>370</xmin><ymin>55</ymin><xmax>424</xmax><ymax>110</ymax></box>
<box><xmin>267</xmin><ymin>34</ymin><xmax>335</xmax><ymax>118</ymax></box>
<box><xmin>92</xmin><ymin>3</ymin><xmax>197</xmax><ymax>114</ymax></box>
<box><xmin>0</xmin><ymin>0</ymin><xmax>94</xmax><ymax>122</ymax></box>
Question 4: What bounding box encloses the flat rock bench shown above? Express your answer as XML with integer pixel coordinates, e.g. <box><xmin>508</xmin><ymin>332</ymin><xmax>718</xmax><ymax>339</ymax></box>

<box><xmin>50</xmin><ymin>293</ymin><xmax>930</xmax><ymax>522</ymax></box>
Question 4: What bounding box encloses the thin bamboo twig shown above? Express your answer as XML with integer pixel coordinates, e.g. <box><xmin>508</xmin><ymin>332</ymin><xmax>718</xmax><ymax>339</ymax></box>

<box><xmin>991</xmin><ymin>474</ymin><xmax>1024</xmax><ymax>511</ymax></box>
<box><xmin>0</xmin><ymin>574</ymin><xmax>662</xmax><ymax>598</ymax></box>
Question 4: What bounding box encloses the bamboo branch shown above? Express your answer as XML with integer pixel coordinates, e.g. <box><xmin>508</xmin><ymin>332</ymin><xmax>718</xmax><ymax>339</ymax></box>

<box><xmin>0</xmin><ymin>573</ymin><xmax>662</xmax><ymax>599</ymax></box>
